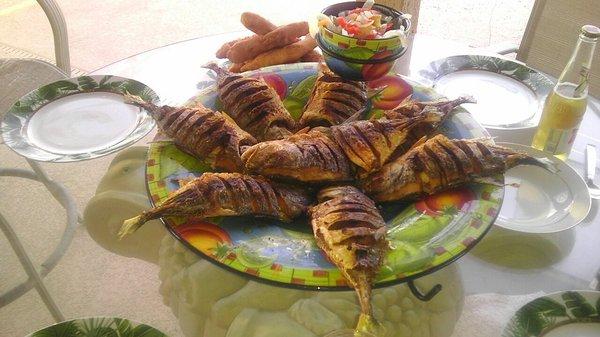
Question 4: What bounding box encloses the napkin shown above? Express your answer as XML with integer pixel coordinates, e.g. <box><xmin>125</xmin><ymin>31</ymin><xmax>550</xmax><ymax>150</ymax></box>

<box><xmin>450</xmin><ymin>292</ymin><xmax>544</xmax><ymax>337</ymax></box>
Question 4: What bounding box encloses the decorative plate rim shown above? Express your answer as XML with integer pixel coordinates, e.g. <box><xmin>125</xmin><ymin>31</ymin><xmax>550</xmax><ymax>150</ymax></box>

<box><xmin>1</xmin><ymin>75</ymin><xmax>159</xmax><ymax>163</ymax></box>
<box><xmin>25</xmin><ymin>316</ymin><xmax>168</xmax><ymax>337</ymax></box>
<box><xmin>415</xmin><ymin>54</ymin><xmax>554</xmax><ymax>131</ymax></box>
<box><xmin>502</xmin><ymin>290</ymin><xmax>600</xmax><ymax>337</ymax></box>
<box><xmin>147</xmin><ymin>62</ymin><xmax>504</xmax><ymax>290</ymax></box>
<box><xmin>494</xmin><ymin>142</ymin><xmax>591</xmax><ymax>234</ymax></box>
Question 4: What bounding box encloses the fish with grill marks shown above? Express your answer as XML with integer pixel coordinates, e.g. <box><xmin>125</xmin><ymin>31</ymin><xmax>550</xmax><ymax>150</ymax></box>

<box><xmin>204</xmin><ymin>63</ymin><xmax>296</xmax><ymax>141</ymax></box>
<box><xmin>124</xmin><ymin>94</ymin><xmax>256</xmax><ymax>172</ymax></box>
<box><xmin>241</xmin><ymin>127</ymin><xmax>353</xmax><ymax>183</ymax></box>
<box><xmin>360</xmin><ymin>134</ymin><xmax>556</xmax><ymax>202</ymax></box>
<box><xmin>382</xmin><ymin>96</ymin><xmax>475</xmax><ymax>157</ymax></box>
<box><xmin>299</xmin><ymin>66</ymin><xmax>367</xmax><ymax>128</ymax></box>
<box><xmin>119</xmin><ymin>173</ymin><xmax>311</xmax><ymax>238</ymax></box>
<box><xmin>331</xmin><ymin>112</ymin><xmax>441</xmax><ymax>176</ymax></box>
<box><xmin>242</xmin><ymin>113</ymin><xmax>441</xmax><ymax>183</ymax></box>
<box><xmin>383</xmin><ymin>96</ymin><xmax>474</xmax><ymax>121</ymax></box>
<box><xmin>310</xmin><ymin>186</ymin><xmax>388</xmax><ymax>333</ymax></box>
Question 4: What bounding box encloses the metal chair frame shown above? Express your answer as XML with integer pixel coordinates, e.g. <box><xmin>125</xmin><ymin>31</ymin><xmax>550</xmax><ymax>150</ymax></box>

<box><xmin>1</xmin><ymin>0</ymin><xmax>74</xmax><ymax>322</ymax></box>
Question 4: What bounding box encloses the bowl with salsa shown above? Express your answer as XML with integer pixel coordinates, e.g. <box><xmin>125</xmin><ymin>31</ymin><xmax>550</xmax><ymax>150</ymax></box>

<box><xmin>316</xmin><ymin>1</ymin><xmax>411</xmax><ymax>81</ymax></box>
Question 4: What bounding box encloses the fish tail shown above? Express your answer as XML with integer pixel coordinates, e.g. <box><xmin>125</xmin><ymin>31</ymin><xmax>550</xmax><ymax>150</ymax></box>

<box><xmin>521</xmin><ymin>156</ymin><xmax>559</xmax><ymax>174</ymax></box>
<box><xmin>123</xmin><ymin>93</ymin><xmax>157</xmax><ymax>114</ymax></box>
<box><xmin>202</xmin><ymin>62</ymin><xmax>229</xmax><ymax>77</ymax></box>
<box><xmin>118</xmin><ymin>214</ymin><xmax>147</xmax><ymax>239</ymax></box>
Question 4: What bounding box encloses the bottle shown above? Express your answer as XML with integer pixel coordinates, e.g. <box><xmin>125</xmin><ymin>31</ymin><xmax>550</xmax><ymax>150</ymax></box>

<box><xmin>532</xmin><ymin>25</ymin><xmax>599</xmax><ymax>160</ymax></box>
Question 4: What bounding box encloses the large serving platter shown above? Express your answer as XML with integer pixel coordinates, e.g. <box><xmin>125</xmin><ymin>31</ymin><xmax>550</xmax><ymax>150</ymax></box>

<box><xmin>146</xmin><ymin>63</ymin><xmax>503</xmax><ymax>289</ymax></box>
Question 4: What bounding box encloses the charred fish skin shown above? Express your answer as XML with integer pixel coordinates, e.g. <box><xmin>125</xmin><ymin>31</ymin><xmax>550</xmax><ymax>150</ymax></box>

<box><xmin>124</xmin><ymin>95</ymin><xmax>256</xmax><ymax>172</ymax></box>
<box><xmin>331</xmin><ymin>113</ymin><xmax>442</xmax><ymax>176</ymax></box>
<box><xmin>241</xmin><ymin>127</ymin><xmax>354</xmax><ymax>183</ymax></box>
<box><xmin>119</xmin><ymin>173</ymin><xmax>311</xmax><ymax>238</ymax></box>
<box><xmin>360</xmin><ymin>134</ymin><xmax>555</xmax><ymax>202</ymax></box>
<box><xmin>204</xmin><ymin>63</ymin><xmax>296</xmax><ymax>141</ymax></box>
<box><xmin>383</xmin><ymin>96</ymin><xmax>474</xmax><ymax>121</ymax></box>
<box><xmin>299</xmin><ymin>66</ymin><xmax>367</xmax><ymax>128</ymax></box>
<box><xmin>310</xmin><ymin>186</ymin><xmax>388</xmax><ymax>331</ymax></box>
<box><xmin>383</xmin><ymin>96</ymin><xmax>475</xmax><ymax>158</ymax></box>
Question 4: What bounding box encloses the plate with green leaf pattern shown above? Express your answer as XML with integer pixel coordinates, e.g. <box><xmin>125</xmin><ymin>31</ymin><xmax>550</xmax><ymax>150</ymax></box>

<box><xmin>26</xmin><ymin>316</ymin><xmax>168</xmax><ymax>337</ymax></box>
<box><xmin>1</xmin><ymin>75</ymin><xmax>158</xmax><ymax>162</ymax></box>
<box><xmin>503</xmin><ymin>290</ymin><xmax>600</xmax><ymax>337</ymax></box>
<box><xmin>417</xmin><ymin>55</ymin><xmax>553</xmax><ymax>130</ymax></box>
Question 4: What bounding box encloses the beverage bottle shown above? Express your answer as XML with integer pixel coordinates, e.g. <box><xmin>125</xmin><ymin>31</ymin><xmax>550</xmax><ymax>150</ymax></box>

<box><xmin>532</xmin><ymin>25</ymin><xmax>600</xmax><ymax>160</ymax></box>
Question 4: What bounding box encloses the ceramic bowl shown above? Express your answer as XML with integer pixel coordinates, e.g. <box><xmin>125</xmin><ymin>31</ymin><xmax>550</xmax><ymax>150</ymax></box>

<box><xmin>316</xmin><ymin>1</ymin><xmax>411</xmax><ymax>81</ymax></box>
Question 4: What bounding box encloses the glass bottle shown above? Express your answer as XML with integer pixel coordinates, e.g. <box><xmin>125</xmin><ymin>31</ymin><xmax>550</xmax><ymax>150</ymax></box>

<box><xmin>532</xmin><ymin>25</ymin><xmax>600</xmax><ymax>160</ymax></box>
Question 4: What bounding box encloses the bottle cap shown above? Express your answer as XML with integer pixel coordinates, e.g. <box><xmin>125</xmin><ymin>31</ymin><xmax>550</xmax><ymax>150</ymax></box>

<box><xmin>581</xmin><ymin>25</ymin><xmax>600</xmax><ymax>39</ymax></box>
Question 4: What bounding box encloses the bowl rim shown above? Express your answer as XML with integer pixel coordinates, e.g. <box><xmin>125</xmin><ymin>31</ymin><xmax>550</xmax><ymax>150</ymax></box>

<box><xmin>320</xmin><ymin>1</ymin><xmax>411</xmax><ymax>42</ymax></box>
<box><xmin>316</xmin><ymin>32</ymin><xmax>406</xmax><ymax>64</ymax></box>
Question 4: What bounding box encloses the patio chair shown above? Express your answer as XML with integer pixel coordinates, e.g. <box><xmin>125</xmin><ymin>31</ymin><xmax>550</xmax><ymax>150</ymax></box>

<box><xmin>517</xmin><ymin>0</ymin><xmax>600</xmax><ymax>96</ymax></box>
<box><xmin>0</xmin><ymin>0</ymin><xmax>77</xmax><ymax>323</ymax></box>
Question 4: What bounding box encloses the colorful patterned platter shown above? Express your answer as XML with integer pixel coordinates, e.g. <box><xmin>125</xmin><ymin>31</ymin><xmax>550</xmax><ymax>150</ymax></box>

<box><xmin>146</xmin><ymin>63</ymin><xmax>503</xmax><ymax>289</ymax></box>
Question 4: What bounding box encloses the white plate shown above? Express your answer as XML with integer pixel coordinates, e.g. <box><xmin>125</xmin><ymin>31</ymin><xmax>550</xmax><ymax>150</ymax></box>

<box><xmin>1</xmin><ymin>75</ymin><xmax>158</xmax><ymax>162</ymax></box>
<box><xmin>417</xmin><ymin>55</ymin><xmax>554</xmax><ymax>144</ymax></box>
<box><xmin>495</xmin><ymin>143</ymin><xmax>591</xmax><ymax>233</ymax></box>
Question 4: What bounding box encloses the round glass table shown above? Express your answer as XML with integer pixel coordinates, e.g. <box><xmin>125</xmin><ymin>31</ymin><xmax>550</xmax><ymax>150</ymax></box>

<box><xmin>1</xmin><ymin>31</ymin><xmax>600</xmax><ymax>337</ymax></box>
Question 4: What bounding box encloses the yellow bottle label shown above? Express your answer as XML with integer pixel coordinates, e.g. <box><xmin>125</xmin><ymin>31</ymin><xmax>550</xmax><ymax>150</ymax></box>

<box><xmin>542</xmin><ymin>127</ymin><xmax>578</xmax><ymax>153</ymax></box>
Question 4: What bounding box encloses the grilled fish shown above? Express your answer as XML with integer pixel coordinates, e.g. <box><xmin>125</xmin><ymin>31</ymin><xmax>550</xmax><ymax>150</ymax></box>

<box><xmin>242</xmin><ymin>113</ymin><xmax>441</xmax><ymax>183</ymax></box>
<box><xmin>119</xmin><ymin>173</ymin><xmax>311</xmax><ymax>238</ymax></box>
<box><xmin>241</xmin><ymin>127</ymin><xmax>353</xmax><ymax>183</ymax></box>
<box><xmin>310</xmin><ymin>186</ymin><xmax>388</xmax><ymax>333</ymax></box>
<box><xmin>299</xmin><ymin>66</ymin><xmax>368</xmax><ymax>128</ymax></box>
<box><xmin>383</xmin><ymin>96</ymin><xmax>473</xmax><ymax>121</ymax></box>
<box><xmin>204</xmin><ymin>63</ymin><xmax>295</xmax><ymax>141</ymax></box>
<box><xmin>360</xmin><ymin>134</ymin><xmax>555</xmax><ymax>202</ymax></box>
<box><xmin>383</xmin><ymin>96</ymin><xmax>474</xmax><ymax>157</ymax></box>
<box><xmin>124</xmin><ymin>94</ymin><xmax>256</xmax><ymax>172</ymax></box>
<box><xmin>331</xmin><ymin>112</ymin><xmax>441</xmax><ymax>175</ymax></box>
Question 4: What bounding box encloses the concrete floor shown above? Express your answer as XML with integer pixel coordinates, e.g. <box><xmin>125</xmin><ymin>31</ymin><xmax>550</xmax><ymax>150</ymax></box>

<box><xmin>0</xmin><ymin>1</ymin><xmax>534</xmax><ymax>336</ymax></box>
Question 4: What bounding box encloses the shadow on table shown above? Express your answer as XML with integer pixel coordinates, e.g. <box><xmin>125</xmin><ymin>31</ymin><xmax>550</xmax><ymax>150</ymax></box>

<box><xmin>469</xmin><ymin>225</ymin><xmax>575</xmax><ymax>269</ymax></box>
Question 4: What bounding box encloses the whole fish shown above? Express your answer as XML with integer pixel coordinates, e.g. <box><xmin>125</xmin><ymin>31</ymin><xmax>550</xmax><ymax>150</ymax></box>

<box><xmin>299</xmin><ymin>65</ymin><xmax>368</xmax><ymax>128</ymax></box>
<box><xmin>124</xmin><ymin>94</ymin><xmax>256</xmax><ymax>172</ymax></box>
<box><xmin>310</xmin><ymin>186</ymin><xmax>388</xmax><ymax>334</ymax></box>
<box><xmin>242</xmin><ymin>113</ymin><xmax>441</xmax><ymax>183</ymax></box>
<box><xmin>119</xmin><ymin>173</ymin><xmax>311</xmax><ymax>238</ymax></box>
<box><xmin>360</xmin><ymin>134</ymin><xmax>555</xmax><ymax>202</ymax></box>
<box><xmin>204</xmin><ymin>63</ymin><xmax>296</xmax><ymax>141</ymax></box>
<box><xmin>241</xmin><ymin>127</ymin><xmax>354</xmax><ymax>183</ymax></box>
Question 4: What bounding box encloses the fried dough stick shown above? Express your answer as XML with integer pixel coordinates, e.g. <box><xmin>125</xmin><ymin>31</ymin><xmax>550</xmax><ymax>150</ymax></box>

<box><xmin>240</xmin><ymin>36</ymin><xmax>317</xmax><ymax>72</ymax></box>
<box><xmin>227</xmin><ymin>22</ymin><xmax>309</xmax><ymax>63</ymax></box>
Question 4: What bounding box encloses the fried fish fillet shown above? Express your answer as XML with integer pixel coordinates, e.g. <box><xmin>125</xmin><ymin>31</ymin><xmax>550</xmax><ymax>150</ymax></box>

<box><xmin>204</xmin><ymin>63</ymin><xmax>296</xmax><ymax>141</ymax></box>
<box><xmin>242</xmin><ymin>113</ymin><xmax>441</xmax><ymax>182</ymax></box>
<box><xmin>310</xmin><ymin>186</ymin><xmax>388</xmax><ymax>333</ymax></box>
<box><xmin>360</xmin><ymin>134</ymin><xmax>555</xmax><ymax>202</ymax></box>
<box><xmin>241</xmin><ymin>127</ymin><xmax>353</xmax><ymax>183</ymax></box>
<box><xmin>299</xmin><ymin>66</ymin><xmax>367</xmax><ymax>128</ymax></box>
<box><xmin>119</xmin><ymin>173</ymin><xmax>311</xmax><ymax>238</ymax></box>
<box><xmin>124</xmin><ymin>94</ymin><xmax>256</xmax><ymax>172</ymax></box>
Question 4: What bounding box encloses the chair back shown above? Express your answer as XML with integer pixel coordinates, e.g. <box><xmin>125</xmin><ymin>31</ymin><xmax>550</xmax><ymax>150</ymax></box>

<box><xmin>517</xmin><ymin>0</ymin><xmax>600</xmax><ymax>96</ymax></box>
